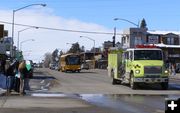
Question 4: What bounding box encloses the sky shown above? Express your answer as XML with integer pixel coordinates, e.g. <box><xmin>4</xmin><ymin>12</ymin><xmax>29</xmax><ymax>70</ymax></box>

<box><xmin>0</xmin><ymin>0</ymin><xmax>180</xmax><ymax>62</ymax></box>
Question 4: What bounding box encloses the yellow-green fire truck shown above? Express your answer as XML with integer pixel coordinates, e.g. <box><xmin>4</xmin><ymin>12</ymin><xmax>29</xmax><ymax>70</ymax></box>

<box><xmin>108</xmin><ymin>45</ymin><xmax>169</xmax><ymax>89</ymax></box>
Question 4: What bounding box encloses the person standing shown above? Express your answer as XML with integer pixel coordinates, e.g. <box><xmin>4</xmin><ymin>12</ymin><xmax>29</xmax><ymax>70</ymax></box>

<box><xmin>14</xmin><ymin>61</ymin><xmax>20</xmax><ymax>92</ymax></box>
<box><xmin>18</xmin><ymin>60</ymin><xmax>32</xmax><ymax>95</ymax></box>
<box><xmin>172</xmin><ymin>63</ymin><xmax>176</xmax><ymax>76</ymax></box>
<box><xmin>24</xmin><ymin>60</ymin><xmax>32</xmax><ymax>91</ymax></box>
<box><xmin>18</xmin><ymin>60</ymin><xmax>26</xmax><ymax>95</ymax></box>
<box><xmin>5</xmin><ymin>60</ymin><xmax>17</xmax><ymax>94</ymax></box>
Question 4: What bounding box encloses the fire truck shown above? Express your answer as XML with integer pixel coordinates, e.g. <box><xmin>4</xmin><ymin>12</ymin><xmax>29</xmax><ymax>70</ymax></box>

<box><xmin>108</xmin><ymin>45</ymin><xmax>169</xmax><ymax>89</ymax></box>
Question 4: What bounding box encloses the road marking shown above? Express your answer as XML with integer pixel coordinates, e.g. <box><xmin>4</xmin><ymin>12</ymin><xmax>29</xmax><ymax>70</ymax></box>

<box><xmin>40</xmin><ymin>86</ymin><xmax>48</xmax><ymax>91</ymax></box>
<box><xmin>31</xmin><ymin>93</ymin><xmax>67</xmax><ymax>97</ymax></box>
<box><xmin>46</xmin><ymin>83</ymin><xmax>50</xmax><ymax>87</ymax></box>
<box><xmin>40</xmin><ymin>80</ymin><xmax>45</xmax><ymax>84</ymax></box>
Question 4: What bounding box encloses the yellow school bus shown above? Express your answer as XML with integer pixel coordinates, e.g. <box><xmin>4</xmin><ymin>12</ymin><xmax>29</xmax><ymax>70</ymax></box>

<box><xmin>59</xmin><ymin>53</ymin><xmax>81</xmax><ymax>72</ymax></box>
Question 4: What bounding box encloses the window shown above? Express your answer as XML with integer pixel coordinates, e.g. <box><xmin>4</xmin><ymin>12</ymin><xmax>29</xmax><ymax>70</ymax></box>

<box><xmin>135</xmin><ymin>37</ymin><xmax>142</xmax><ymax>45</ymax></box>
<box><xmin>167</xmin><ymin>37</ymin><xmax>174</xmax><ymax>45</ymax></box>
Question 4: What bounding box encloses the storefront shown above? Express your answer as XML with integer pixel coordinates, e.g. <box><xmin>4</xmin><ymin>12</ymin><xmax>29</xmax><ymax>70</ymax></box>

<box><xmin>155</xmin><ymin>44</ymin><xmax>180</xmax><ymax>72</ymax></box>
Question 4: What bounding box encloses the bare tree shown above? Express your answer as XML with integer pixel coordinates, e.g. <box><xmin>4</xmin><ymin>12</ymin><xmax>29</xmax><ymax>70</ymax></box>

<box><xmin>43</xmin><ymin>52</ymin><xmax>52</xmax><ymax>68</ymax></box>
<box><xmin>52</xmin><ymin>49</ymin><xmax>59</xmax><ymax>63</ymax></box>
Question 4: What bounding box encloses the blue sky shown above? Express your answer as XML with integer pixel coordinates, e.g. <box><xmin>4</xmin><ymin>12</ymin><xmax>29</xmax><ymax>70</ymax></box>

<box><xmin>1</xmin><ymin>0</ymin><xmax>180</xmax><ymax>30</ymax></box>
<box><xmin>0</xmin><ymin>0</ymin><xmax>180</xmax><ymax>62</ymax></box>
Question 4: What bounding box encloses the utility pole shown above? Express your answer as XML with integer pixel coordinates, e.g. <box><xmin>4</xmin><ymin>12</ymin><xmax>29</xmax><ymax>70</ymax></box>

<box><xmin>113</xmin><ymin>27</ymin><xmax>116</xmax><ymax>47</ymax></box>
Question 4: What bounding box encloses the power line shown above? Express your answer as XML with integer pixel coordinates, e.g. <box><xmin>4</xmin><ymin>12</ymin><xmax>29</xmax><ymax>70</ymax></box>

<box><xmin>0</xmin><ymin>20</ymin><xmax>123</xmax><ymax>35</ymax></box>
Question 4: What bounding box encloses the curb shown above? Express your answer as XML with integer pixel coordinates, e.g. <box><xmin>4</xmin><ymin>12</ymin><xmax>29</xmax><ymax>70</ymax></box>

<box><xmin>0</xmin><ymin>91</ymin><xmax>6</xmax><ymax>96</ymax></box>
<box><xmin>169</xmin><ymin>75</ymin><xmax>180</xmax><ymax>81</ymax></box>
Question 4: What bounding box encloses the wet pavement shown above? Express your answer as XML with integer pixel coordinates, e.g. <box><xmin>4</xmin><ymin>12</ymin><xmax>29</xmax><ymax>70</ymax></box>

<box><xmin>1</xmin><ymin>69</ymin><xmax>180</xmax><ymax>113</ymax></box>
<box><xmin>78</xmin><ymin>94</ymin><xmax>180</xmax><ymax>113</ymax></box>
<box><xmin>1</xmin><ymin>91</ymin><xmax>180</xmax><ymax>113</ymax></box>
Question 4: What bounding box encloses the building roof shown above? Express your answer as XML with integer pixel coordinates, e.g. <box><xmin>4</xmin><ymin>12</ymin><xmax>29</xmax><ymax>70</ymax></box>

<box><xmin>127</xmin><ymin>48</ymin><xmax>162</xmax><ymax>51</ymax></box>
<box><xmin>147</xmin><ymin>30</ymin><xmax>180</xmax><ymax>35</ymax></box>
<box><xmin>155</xmin><ymin>43</ymin><xmax>180</xmax><ymax>48</ymax></box>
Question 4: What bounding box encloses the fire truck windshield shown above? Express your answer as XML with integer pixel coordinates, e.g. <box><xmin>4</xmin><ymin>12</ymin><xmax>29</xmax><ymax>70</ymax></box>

<box><xmin>134</xmin><ymin>50</ymin><xmax>162</xmax><ymax>60</ymax></box>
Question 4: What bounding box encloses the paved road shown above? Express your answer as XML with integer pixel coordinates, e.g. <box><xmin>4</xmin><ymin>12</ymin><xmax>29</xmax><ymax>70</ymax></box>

<box><xmin>0</xmin><ymin>68</ymin><xmax>180</xmax><ymax>113</ymax></box>
<box><xmin>43</xmin><ymin>68</ymin><xmax>180</xmax><ymax>94</ymax></box>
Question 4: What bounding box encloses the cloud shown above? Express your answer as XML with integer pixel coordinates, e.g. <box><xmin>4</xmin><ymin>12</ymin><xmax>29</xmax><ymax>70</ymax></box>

<box><xmin>0</xmin><ymin>8</ymin><xmax>120</xmax><ymax>62</ymax></box>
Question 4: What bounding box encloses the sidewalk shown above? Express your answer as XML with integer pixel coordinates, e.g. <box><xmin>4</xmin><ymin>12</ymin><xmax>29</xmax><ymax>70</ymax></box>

<box><xmin>0</xmin><ymin>88</ymin><xmax>6</xmax><ymax>96</ymax></box>
<box><xmin>169</xmin><ymin>73</ymin><xmax>180</xmax><ymax>80</ymax></box>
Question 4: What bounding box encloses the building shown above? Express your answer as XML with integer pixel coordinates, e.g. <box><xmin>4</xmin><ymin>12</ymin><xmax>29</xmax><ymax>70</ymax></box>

<box><xmin>121</xmin><ymin>27</ymin><xmax>180</xmax><ymax>72</ymax></box>
<box><xmin>122</xmin><ymin>28</ymin><xmax>147</xmax><ymax>48</ymax></box>
<box><xmin>103</xmin><ymin>41</ymin><xmax>113</xmax><ymax>49</ymax></box>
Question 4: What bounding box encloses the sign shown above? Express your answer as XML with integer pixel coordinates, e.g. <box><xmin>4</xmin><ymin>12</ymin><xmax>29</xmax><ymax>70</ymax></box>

<box><xmin>148</xmin><ymin>35</ymin><xmax>159</xmax><ymax>44</ymax></box>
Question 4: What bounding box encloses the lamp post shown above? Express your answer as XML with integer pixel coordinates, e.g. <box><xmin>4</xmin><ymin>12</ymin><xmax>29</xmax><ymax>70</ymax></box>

<box><xmin>113</xmin><ymin>18</ymin><xmax>139</xmax><ymax>47</ymax></box>
<box><xmin>12</xmin><ymin>4</ymin><xmax>46</xmax><ymax>57</ymax></box>
<box><xmin>80</xmin><ymin>36</ymin><xmax>95</xmax><ymax>69</ymax></box>
<box><xmin>114</xmin><ymin>18</ymin><xmax>139</xmax><ymax>28</ymax></box>
<box><xmin>20</xmin><ymin>39</ymin><xmax>35</xmax><ymax>51</ymax></box>
<box><xmin>66</xmin><ymin>43</ymin><xmax>74</xmax><ymax>45</ymax></box>
<box><xmin>17</xmin><ymin>27</ymin><xmax>38</xmax><ymax>51</ymax></box>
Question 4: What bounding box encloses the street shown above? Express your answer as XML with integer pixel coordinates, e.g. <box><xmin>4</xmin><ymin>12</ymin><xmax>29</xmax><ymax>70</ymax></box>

<box><xmin>0</xmin><ymin>68</ymin><xmax>180</xmax><ymax>113</ymax></box>
<box><xmin>41</xmin><ymin>68</ymin><xmax>180</xmax><ymax>94</ymax></box>
<box><xmin>1</xmin><ymin>1</ymin><xmax>180</xmax><ymax>113</ymax></box>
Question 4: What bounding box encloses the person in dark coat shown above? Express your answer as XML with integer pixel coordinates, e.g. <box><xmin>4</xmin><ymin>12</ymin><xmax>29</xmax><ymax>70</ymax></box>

<box><xmin>5</xmin><ymin>60</ymin><xmax>18</xmax><ymax>93</ymax></box>
<box><xmin>14</xmin><ymin>61</ymin><xmax>20</xmax><ymax>92</ymax></box>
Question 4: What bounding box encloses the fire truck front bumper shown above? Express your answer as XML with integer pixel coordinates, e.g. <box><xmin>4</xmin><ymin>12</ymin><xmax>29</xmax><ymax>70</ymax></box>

<box><xmin>134</xmin><ymin>77</ymin><xmax>169</xmax><ymax>83</ymax></box>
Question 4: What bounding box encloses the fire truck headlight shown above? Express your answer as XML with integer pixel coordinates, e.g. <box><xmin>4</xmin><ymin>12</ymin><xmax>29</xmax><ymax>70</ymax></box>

<box><xmin>164</xmin><ymin>70</ymin><xmax>168</xmax><ymax>74</ymax></box>
<box><xmin>135</xmin><ymin>70</ymin><xmax>140</xmax><ymax>74</ymax></box>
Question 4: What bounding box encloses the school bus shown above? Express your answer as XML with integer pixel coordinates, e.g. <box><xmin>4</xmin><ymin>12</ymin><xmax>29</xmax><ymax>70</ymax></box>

<box><xmin>59</xmin><ymin>53</ymin><xmax>81</xmax><ymax>72</ymax></box>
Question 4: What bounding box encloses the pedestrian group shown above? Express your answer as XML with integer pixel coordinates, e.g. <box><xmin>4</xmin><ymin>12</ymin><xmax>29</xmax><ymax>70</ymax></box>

<box><xmin>0</xmin><ymin>58</ymin><xmax>33</xmax><ymax>96</ymax></box>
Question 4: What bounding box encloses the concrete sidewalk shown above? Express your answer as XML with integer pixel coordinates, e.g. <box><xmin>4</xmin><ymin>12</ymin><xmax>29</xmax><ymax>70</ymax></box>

<box><xmin>0</xmin><ymin>88</ymin><xmax>6</xmax><ymax>96</ymax></box>
<box><xmin>169</xmin><ymin>73</ymin><xmax>180</xmax><ymax>80</ymax></box>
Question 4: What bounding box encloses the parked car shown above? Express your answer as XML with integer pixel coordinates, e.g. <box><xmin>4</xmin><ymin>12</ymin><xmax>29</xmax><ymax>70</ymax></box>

<box><xmin>49</xmin><ymin>63</ymin><xmax>56</xmax><ymax>70</ymax></box>
<box><xmin>81</xmin><ymin>63</ymin><xmax>89</xmax><ymax>70</ymax></box>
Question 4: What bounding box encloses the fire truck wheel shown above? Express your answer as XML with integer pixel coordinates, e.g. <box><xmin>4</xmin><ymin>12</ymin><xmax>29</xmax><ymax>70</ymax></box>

<box><xmin>161</xmin><ymin>82</ymin><xmax>168</xmax><ymax>90</ymax></box>
<box><xmin>112</xmin><ymin>78</ymin><xmax>118</xmax><ymax>85</ymax></box>
<box><xmin>130</xmin><ymin>73</ymin><xmax>137</xmax><ymax>89</ymax></box>
<box><xmin>111</xmin><ymin>71</ymin><xmax>121</xmax><ymax>85</ymax></box>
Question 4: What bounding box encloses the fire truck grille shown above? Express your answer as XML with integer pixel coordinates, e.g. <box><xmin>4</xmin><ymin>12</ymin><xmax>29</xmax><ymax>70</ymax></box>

<box><xmin>144</xmin><ymin>66</ymin><xmax>162</xmax><ymax>75</ymax></box>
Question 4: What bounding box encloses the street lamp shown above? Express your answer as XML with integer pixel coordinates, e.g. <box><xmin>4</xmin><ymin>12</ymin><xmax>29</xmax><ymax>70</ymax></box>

<box><xmin>113</xmin><ymin>18</ymin><xmax>139</xmax><ymax>47</ymax></box>
<box><xmin>12</xmin><ymin>4</ymin><xmax>46</xmax><ymax>56</ymax></box>
<box><xmin>114</xmin><ymin>18</ymin><xmax>139</xmax><ymax>28</ymax></box>
<box><xmin>80</xmin><ymin>36</ymin><xmax>95</xmax><ymax>69</ymax></box>
<box><xmin>20</xmin><ymin>39</ymin><xmax>35</xmax><ymax>51</ymax></box>
<box><xmin>66</xmin><ymin>43</ymin><xmax>74</xmax><ymax>45</ymax></box>
<box><xmin>17</xmin><ymin>27</ymin><xmax>38</xmax><ymax>51</ymax></box>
